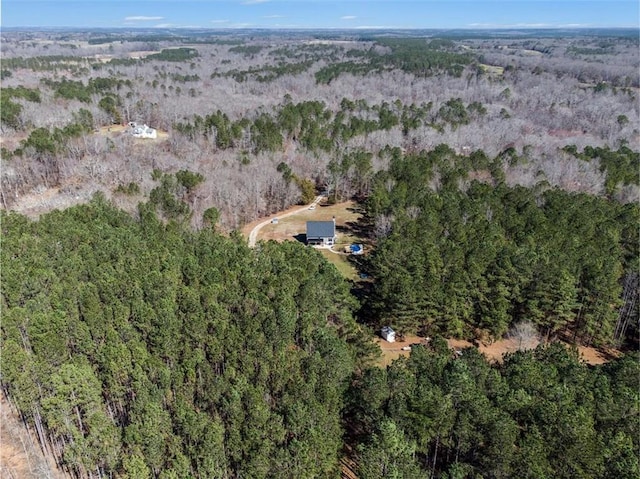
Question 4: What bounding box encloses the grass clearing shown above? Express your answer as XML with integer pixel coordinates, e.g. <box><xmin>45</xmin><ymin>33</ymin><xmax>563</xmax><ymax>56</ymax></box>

<box><xmin>251</xmin><ymin>200</ymin><xmax>364</xmax><ymax>244</ymax></box>
<box><xmin>244</xmin><ymin>199</ymin><xmax>368</xmax><ymax>282</ymax></box>
<box><xmin>479</xmin><ymin>63</ymin><xmax>504</xmax><ymax>75</ymax></box>
<box><xmin>319</xmin><ymin>250</ymin><xmax>358</xmax><ymax>281</ymax></box>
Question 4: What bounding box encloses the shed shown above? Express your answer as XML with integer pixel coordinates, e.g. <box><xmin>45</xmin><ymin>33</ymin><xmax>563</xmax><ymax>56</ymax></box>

<box><xmin>306</xmin><ymin>220</ymin><xmax>336</xmax><ymax>246</ymax></box>
<box><xmin>381</xmin><ymin>326</ymin><xmax>395</xmax><ymax>343</ymax></box>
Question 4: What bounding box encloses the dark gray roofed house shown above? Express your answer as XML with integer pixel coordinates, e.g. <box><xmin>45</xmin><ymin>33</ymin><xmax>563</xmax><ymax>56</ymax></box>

<box><xmin>306</xmin><ymin>220</ymin><xmax>336</xmax><ymax>246</ymax></box>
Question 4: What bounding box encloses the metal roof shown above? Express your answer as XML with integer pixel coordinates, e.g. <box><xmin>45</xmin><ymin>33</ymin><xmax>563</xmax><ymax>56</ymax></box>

<box><xmin>306</xmin><ymin>221</ymin><xmax>335</xmax><ymax>239</ymax></box>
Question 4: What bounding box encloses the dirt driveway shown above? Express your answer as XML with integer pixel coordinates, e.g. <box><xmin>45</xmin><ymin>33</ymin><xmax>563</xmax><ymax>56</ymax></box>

<box><xmin>243</xmin><ymin>199</ymin><xmax>364</xmax><ymax>246</ymax></box>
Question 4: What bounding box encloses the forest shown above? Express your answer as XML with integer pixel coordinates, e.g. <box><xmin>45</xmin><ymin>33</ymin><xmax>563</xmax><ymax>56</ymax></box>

<box><xmin>1</xmin><ymin>29</ymin><xmax>639</xmax><ymax>478</ymax></box>
<box><xmin>2</xmin><ymin>197</ymin><xmax>638</xmax><ymax>478</ymax></box>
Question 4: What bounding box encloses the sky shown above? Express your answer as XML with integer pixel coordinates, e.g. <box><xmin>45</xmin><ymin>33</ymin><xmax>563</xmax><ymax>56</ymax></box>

<box><xmin>2</xmin><ymin>0</ymin><xmax>638</xmax><ymax>29</ymax></box>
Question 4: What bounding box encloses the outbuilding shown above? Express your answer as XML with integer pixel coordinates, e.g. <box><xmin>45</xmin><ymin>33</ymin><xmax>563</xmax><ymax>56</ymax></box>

<box><xmin>381</xmin><ymin>326</ymin><xmax>396</xmax><ymax>343</ymax></box>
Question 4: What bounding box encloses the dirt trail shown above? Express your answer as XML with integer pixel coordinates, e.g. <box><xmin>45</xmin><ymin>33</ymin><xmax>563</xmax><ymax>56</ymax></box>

<box><xmin>376</xmin><ymin>335</ymin><xmax>617</xmax><ymax>367</ymax></box>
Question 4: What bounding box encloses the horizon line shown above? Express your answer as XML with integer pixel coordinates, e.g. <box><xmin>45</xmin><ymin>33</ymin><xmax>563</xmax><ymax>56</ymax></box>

<box><xmin>3</xmin><ymin>25</ymin><xmax>639</xmax><ymax>30</ymax></box>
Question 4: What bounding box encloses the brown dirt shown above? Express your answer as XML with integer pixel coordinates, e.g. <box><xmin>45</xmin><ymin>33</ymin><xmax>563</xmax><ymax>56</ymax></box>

<box><xmin>376</xmin><ymin>335</ymin><xmax>618</xmax><ymax>367</ymax></box>
<box><xmin>446</xmin><ymin>338</ymin><xmax>536</xmax><ymax>362</ymax></box>
<box><xmin>575</xmin><ymin>345</ymin><xmax>619</xmax><ymax>365</ymax></box>
<box><xmin>0</xmin><ymin>393</ymin><xmax>64</xmax><ymax>479</ymax></box>
<box><xmin>375</xmin><ymin>334</ymin><xmax>430</xmax><ymax>367</ymax></box>
<box><xmin>8</xmin><ymin>186</ymin><xmax>64</xmax><ymax>218</ymax></box>
<box><xmin>242</xmin><ymin>200</ymin><xmax>363</xmax><ymax>244</ymax></box>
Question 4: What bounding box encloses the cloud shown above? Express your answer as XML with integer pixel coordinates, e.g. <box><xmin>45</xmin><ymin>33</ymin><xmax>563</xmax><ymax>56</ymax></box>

<box><xmin>263</xmin><ymin>14</ymin><xmax>284</xmax><ymax>18</ymax></box>
<box><xmin>340</xmin><ymin>15</ymin><xmax>357</xmax><ymax>20</ymax></box>
<box><xmin>211</xmin><ymin>19</ymin><xmax>230</xmax><ymax>24</ymax></box>
<box><xmin>354</xmin><ymin>25</ymin><xmax>402</xmax><ymax>29</ymax></box>
<box><xmin>467</xmin><ymin>22</ymin><xmax>577</xmax><ymax>28</ymax></box>
<box><xmin>125</xmin><ymin>16</ymin><xmax>164</xmax><ymax>22</ymax></box>
<box><xmin>150</xmin><ymin>23</ymin><xmax>206</xmax><ymax>29</ymax></box>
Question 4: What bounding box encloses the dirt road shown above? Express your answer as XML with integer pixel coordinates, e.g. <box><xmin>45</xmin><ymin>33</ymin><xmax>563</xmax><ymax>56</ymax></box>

<box><xmin>247</xmin><ymin>196</ymin><xmax>323</xmax><ymax>247</ymax></box>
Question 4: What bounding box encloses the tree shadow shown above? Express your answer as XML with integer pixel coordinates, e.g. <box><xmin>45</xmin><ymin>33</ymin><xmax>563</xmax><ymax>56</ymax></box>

<box><xmin>345</xmin><ymin>220</ymin><xmax>373</xmax><ymax>241</ymax></box>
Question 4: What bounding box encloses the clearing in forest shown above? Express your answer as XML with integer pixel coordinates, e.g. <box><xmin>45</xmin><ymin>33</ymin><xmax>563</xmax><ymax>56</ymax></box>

<box><xmin>94</xmin><ymin>124</ymin><xmax>169</xmax><ymax>140</ymax></box>
<box><xmin>242</xmin><ymin>200</ymin><xmax>368</xmax><ymax>280</ymax></box>
<box><xmin>375</xmin><ymin>335</ymin><xmax>619</xmax><ymax>367</ymax></box>
<box><xmin>243</xmin><ymin>200</ymin><xmax>621</xmax><ymax>367</ymax></box>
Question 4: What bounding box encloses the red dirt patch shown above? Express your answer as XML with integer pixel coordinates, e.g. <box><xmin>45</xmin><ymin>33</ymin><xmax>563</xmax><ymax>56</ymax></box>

<box><xmin>375</xmin><ymin>334</ymin><xmax>430</xmax><ymax>367</ymax></box>
<box><xmin>376</xmin><ymin>336</ymin><xmax>618</xmax><ymax>367</ymax></box>
<box><xmin>1</xmin><ymin>393</ymin><xmax>63</xmax><ymax>479</ymax></box>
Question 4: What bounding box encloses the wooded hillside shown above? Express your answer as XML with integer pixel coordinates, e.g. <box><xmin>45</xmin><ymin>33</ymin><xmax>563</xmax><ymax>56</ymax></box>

<box><xmin>1</xmin><ymin>32</ymin><xmax>638</xmax><ymax>225</ymax></box>
<box><xmin>363</xmin><ymin>145</ymin><xmax>639</xmax><ymax>345</ymax></box>
<box><xmin>2</xmin><ymin>198</ymin><xmax>638</xmax><ymax>478</ymax></box>
<box><xmin>1</xmin><ymin>30</ymin><xmax>638</xmax><ymax>478</ymax></box>
<box><xmin>1</xmin><ymin>197</ymin><xmax>368</xmax><ymax>478</ymax></box>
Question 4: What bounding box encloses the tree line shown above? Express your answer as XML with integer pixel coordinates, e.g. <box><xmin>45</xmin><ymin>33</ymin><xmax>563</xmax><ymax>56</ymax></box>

<box><xmin>349</xmin><ymin>340</ymin><xmax>639</xmax><ymax>479</ymax></box>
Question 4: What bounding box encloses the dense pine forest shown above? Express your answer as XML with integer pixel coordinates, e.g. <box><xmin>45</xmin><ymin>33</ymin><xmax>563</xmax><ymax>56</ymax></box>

<box><xmin>363</xmin><ymin>145</ymin><xmax>639</xmax><ymax>345</ymax></box>
<box><xmin>2</xmin><ymin>197</ymin><xmax>639</xmax><ymax>478</ymax></box>
<box><xmin>1</xmin><ymin>29</ymin><xmax>639</xmax><ymax>478</ymax></box>
<box><xmin>2</xmin><ymin>197</ymin><xmax>368</xmax><ymax>478</ymax></box>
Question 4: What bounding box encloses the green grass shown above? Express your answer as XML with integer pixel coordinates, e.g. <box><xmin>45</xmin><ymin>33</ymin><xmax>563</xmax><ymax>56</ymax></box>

<box><xmin>319</xmin><ymin>250</ymin><xmax>358</xmax><ymax>281</ymax></box>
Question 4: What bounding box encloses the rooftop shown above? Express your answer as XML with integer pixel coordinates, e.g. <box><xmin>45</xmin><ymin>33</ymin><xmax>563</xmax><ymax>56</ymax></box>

<box><xmin>306</xmin><ymin>220</ymin><xmax>335</xmax><ymax>239</ymax></box>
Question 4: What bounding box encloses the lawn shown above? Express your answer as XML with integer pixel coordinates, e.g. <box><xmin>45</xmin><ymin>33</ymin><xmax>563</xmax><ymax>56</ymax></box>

<box><xmin>319</xmin><ymin>249</ymin><xmax>358</xmax><ymax>281</ymax></box>
<box><xmin>247</xmin><ymin>199</ymin><xmax>369</xmax><ymax>282</ymax></box>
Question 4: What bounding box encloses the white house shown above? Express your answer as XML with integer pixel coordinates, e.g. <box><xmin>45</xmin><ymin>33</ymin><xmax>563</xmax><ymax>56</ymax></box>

<box><xmin>129</xmin><ymin>122</ymin><xmax>157</xmax><ymax>139</ymax></box>
<box><xmin>381</xmin><ymin>326</ymin><xmax>395</xmax><ymax>343</ymax></box>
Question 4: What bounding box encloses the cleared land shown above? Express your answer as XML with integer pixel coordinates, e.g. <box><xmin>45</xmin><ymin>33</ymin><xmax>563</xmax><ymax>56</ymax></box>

<box><xmin>95</xmin><ymin>124</ymin><xmax>169</xmax><ymax>140</ymax></box>
<box><xmin>375</xmin><ymin>335</ymin><xmax>618</xmax><ymax>367</ymax></box>
<box><xmin>242</xmin><ymin>199</ymin><xmax>367</xmax><ymax>280</ymax></box>
<box><xmin>0</xmin><ymin>393</ymin><xmax>63</xmax><ymax>479</ymax></box>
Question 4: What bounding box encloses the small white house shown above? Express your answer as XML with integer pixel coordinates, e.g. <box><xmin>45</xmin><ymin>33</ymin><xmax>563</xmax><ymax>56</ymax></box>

<box><xmin>129</xmin><ymin>122</ymin><xmax>157</xmax><ymax>139</ymax></box>
<box><xmin>381</xmin><ymin>326</ymin><xmax>395</xmax><ymax>343</ymax></box>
